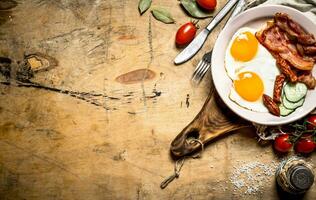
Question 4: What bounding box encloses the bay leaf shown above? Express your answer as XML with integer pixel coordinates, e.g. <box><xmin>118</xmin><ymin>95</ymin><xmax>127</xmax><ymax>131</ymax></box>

<box><xmin>180</xmin><ymin>0</ymin><xmax>212</xmax><ymax>19</ymax></box>
<box><xmin>138</xmin><ymin>0</ymin><xmax>152</xmax><ymax>15</ymax></box>
<box><xmin>151</xmin><ymin>8</ymin><xmax>175</xmax><ymax>24</ymax></box>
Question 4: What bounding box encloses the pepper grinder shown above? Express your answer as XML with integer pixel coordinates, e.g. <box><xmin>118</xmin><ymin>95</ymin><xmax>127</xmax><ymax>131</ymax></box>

<box><xmin>276</xmin><ymin>156</ymin><xmax>315</xmax><ymax>194</ymax></box>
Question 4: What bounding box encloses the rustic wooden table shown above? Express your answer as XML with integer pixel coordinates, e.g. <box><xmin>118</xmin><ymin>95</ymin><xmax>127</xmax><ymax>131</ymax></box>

<box><xmin>0</xmin><ymin>0</ymin><xmax>315</xmax><ymax>199</ymax></box>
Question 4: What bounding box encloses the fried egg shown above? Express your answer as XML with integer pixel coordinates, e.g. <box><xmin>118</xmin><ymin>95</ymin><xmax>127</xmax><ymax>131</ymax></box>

<box><xmin>225</xmin><ymin>27</ymin><xmax>276</xmax><ymax>79</ymax></box>
<box><xmin>225</xmin><ymin>27</ymin><xmax>280</xmax><ymax>112</ymax></box>
<box><xmin>229</xmin><ymin>58</ymin><xmax>280</xmax><ymax>112</ymax></box>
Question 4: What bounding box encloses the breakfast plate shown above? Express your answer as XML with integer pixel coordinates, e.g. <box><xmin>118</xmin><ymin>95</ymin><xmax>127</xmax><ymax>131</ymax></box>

<box><xmin>211</xmin><ymin>5</ymin><xmax>316</xmax><ymax>125</ymax></box>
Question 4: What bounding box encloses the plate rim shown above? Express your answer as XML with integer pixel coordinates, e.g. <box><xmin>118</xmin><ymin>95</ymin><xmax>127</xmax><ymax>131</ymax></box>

<box><xmin>211</xmin><ymin>4</ymin><xmax>316</xmax><ymax>125</ymax></box>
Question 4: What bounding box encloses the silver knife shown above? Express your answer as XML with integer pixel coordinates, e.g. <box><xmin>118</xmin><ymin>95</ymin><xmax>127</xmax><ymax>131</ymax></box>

<box><xmin>174</xmin><ymin>0</ymin><xmax>239</xmax><ymax>65</ymax></box>
<box><xmin>227</xmin><ymin>0</ymin><xmax>247</xmax><ymax>24</ymax></box>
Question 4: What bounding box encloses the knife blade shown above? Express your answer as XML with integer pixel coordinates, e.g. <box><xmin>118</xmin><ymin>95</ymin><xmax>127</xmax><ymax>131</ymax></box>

<box><xmin>174</xmin><ymin>0</ymin><xmax>239</xmax><ymax>65</ymax></box>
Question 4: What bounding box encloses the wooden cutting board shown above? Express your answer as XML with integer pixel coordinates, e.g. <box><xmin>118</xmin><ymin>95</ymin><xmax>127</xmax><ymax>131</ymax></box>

<box><xmin>170</xmin><ymin>87</ymin><xmax>251</xmax><ymax>158</ymax></box>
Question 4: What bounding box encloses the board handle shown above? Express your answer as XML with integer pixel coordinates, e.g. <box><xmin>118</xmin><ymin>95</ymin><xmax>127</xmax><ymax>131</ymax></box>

<box><xmin>170</xmin><ymin>92</ymin><xmax>250</xmax><ymax>158</ymax></box>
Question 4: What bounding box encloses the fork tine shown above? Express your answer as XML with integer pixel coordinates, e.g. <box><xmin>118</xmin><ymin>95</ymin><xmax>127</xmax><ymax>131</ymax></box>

<box><xmin>192</xmin><ymin>50</ymin><xmax>213</xmax><ymax>83</ymax></box>
<box><xmin>192</xmin><ymin>61</ymin><xmax>207</xmax><ymax>81</ymax></box>
<box><xmin>198</xmin><ymin>63</ymin><xmax>211</xmax><ymax>81</ymax></box>
<box><xmin>192</xmin><ymin>61</ymin><xmax>205</xmax><ymax>80</ymax></box>
<box><xmin>195</xmin><ymin>62</ymin><xmax>209</xmax><ymax>82</ymax></box>
<box><xmin>193</xmin><ymin>60</ymin><xmax>203</xmax><ymax>75</ymax></box>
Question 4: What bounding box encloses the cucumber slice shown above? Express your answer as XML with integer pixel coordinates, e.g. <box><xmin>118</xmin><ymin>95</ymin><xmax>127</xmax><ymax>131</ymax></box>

<box><xmin>279</xmin><ymin>103</ymin><xmax>294</xmax><ymax>116</ymax></box>
<box><xmin>282</xmin><ymin>95</ymin><xmax>305</xmax><ymax>110</ymax></box>
<box><xmin>284</xmin><ymin>82</ymin><xmax>307</xmax><ymax>102</ymax></box>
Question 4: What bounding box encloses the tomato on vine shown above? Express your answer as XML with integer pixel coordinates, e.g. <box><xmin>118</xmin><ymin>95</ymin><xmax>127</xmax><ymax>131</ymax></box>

<box><xmin>295</xmin><ymin>137</ymin><xmax>316</xmax><ymax>154</ymax></box>
<box><xmin>274</xmin><ymin>134</ymin><xmax>293</xmax><ymax>153</ymax></box>
<box><xmin>306</xmin><ymin>115</ymin><xmax>316</xmax><ymax>130</ymax></box>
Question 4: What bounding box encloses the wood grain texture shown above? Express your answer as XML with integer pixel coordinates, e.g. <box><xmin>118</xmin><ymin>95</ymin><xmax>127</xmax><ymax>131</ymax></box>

<box><xmin>0</xmin><ymin>0</ymin><xmax>315</xmax><ymax>199</ymax></box>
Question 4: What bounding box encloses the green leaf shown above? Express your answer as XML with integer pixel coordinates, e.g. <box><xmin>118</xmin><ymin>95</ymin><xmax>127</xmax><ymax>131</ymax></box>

<box><xmin>180</xmin><ymin>0</ymin><xmax>213</xmax><ymax>19</ymax></box>
<box><xmin>138</xmin><ymin>0</ymin><xmax>152</xmax><ymax>15</ymax></box>
<box><xmin>151</xmin><ymin>8</ymin><xmax>175</xmax><ymax>24</ymax></box>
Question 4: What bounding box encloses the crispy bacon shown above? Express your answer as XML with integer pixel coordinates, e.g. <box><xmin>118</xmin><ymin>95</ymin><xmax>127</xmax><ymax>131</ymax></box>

<box><xmin>255</xmin><ymin>12</ymin><xmax>315</xmax><ymax>104</ymax></box>
<box><xmin>296</xmin><ymin>43</ymin><xmax>316</xmax><ymax>63</ymax></box>
<box><xmin>256</xmin><ymin>24</ymin><xmax>314</xmax><ymax>70</ymax></box>
<box><xmin>274</xmin><ymin>13</ymin><xmax>299</xmax><ymax>37</ymax></box>
<box><xmin>274</xmin><ymin>13</ymin><xmax>316</xmax><ymax>63</ymax></box>
<box><xmin>279</xmin><ymin>51</ymin><xmax>314</xmax><ymax>71</ymax></box>
<box><xmin>297</xmin><ymin>34</ymin><xmax>316</xmax><ymax>46</ymax></box>
<box><xmin>303</xmin><ymin>45</ymin><xmax>316</xmax><ymax>55</ymax></box>
<box><xmin>296</xmin><ymin>43</ymin><xmax>305</xmax><ymax>56</ymax></box>
<box><xmin>275</xmin><ymin>56</ymin><xmax>297</xmax><ymax>82</ymax></box>
<box><xmin>275</xmin><ymin>13</ymin><xmax>316</xmax><ymax>45</ymax></box>
<box><xmin>273</xmin><ymin>74</ymin><xmax>286</xmax><ymax>103</ymax></box>
<box><xmin>262</xmin><ymin>94</ymin><xmax>280</xmax><ymax>116</ymax></box>
<box><xmin>298</xmin><ymin>72</ymin><xmax>316</xmax><ymax>89</ymax></box>
<box><xmin>255</xmin><ymin>29</ymin><xmax>298</xmax><ymax>81</ymax></box>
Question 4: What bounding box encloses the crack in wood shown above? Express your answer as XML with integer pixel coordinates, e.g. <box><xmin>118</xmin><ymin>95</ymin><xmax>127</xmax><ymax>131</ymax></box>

<box><xmin>0</xmin><ymin>80</ymin><xmax>119</xmax><ymax>110</ymax></box>
<box><xmin>1</xmin><ymin>47</ymin><xmax>162</xmax><ymax>114</ymax></box>
<box><xmin>139</xmin><ymin>15</ymin><xmax>154</xmax><ymax>112</ymax></box>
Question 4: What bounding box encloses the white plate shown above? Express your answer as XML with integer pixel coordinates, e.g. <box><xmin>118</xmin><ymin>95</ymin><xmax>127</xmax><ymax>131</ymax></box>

<box><xmin>211</xmin><ymin>5</ymin><xmax>316</xmax><ymax>125</ymax></box>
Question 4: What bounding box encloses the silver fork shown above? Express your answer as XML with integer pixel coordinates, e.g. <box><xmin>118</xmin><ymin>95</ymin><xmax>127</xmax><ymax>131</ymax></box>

<box><xmin>191</xmin><ymin>0</ymin><xmax>247</xmax><ymax>84</ymax></box>
<box><xmin>192</xmin><ymin>51</ymin><xmax>213</xmax><ymax>83</ymax></box>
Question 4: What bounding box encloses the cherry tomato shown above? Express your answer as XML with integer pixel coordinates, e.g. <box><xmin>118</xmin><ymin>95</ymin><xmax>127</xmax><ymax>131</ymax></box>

<box><xmin>306</xmin><ymin>115</ymin><xmax>316</xmax><ymax>130</ymax></box>
<box><xmin>295</xmin><ymin>138</ymin><xmax>316</xmax><ymax>154</ymax></box>
<box><xmin>274</xmin><ymin>134</ymin><xmax>293</xmax><ymax>153</ymax></box>
<box><xmin>197</xmin><ymin>0</ymin><xmax>217</xmax><ymax>10</ymax></box>
<box><xmin>175</xmin><ymin>22</ymin><xmax>197</xmax><ymax>46</ymax></box>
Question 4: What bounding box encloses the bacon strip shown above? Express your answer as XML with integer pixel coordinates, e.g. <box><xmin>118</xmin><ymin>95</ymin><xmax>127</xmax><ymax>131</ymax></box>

<box><xmin>255</xmin><ymin>12</ymin><xmax>315</xmax><ymax>109</ymax></box>
<box><xmin>296</xmin><ymin>43</ymin><xmax>305</xmax><ymax>56</ymax></box>
<box><xmin>273</xmin><ymin>74</ymin><xmax>286</xmax><ymax>103</ymax></box>
<box><xmin>274</xmin><ymin>13</ymin><xmax>316</xmax><ymax>45</ymax></box>
<box><xmin>298</xmin><ymin>73</ymin><xmax>316</xmax><ymax>89</ymax></box>
<box><xmin>279</xmin><ymin>51</ymin><xmax>313</xmax><ymax>71</ymax></box>
<box><xmin>303</xmin><ymin>46</ymin><xmax>316</xmax><ymax>55</ymax></box>
<box><xmin>263</xmin><ymin>94</ymin><xmax>280</xmax><ymax>116</ymax></box>
<box><xmin>275</xmin><ymin>56</ymin><xmax>297</xmax><ymax>82</ymax></box>
<box><xmin>297</xmin><ymin>34</ymin><xmax>316</xmax><ymax>46</ymax></box>
<box><xmin>256</xmin><ymin>24</ymin><xmax>314</xmax><ymax>70</ymax></box>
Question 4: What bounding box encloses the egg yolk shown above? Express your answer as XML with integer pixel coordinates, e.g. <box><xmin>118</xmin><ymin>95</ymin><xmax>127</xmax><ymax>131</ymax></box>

<box><xmin>230</xmin><ymin>31</ymin><xmax>258</xmax><ymax>62</ymax></box>
<box><xmin>234</xmin><ymin>72</ymin><xmax>264</xmax><ymax>102</ymax></box>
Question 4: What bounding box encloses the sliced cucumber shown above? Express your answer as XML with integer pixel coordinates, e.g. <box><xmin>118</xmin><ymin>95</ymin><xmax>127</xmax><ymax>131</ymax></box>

<box><xmin>283</xmin><ymin>82</ymin><xmax>307</xmax><ymax>102</ymax></box>
<box><xmin>282</xmin><ymin>94</ymin><xmax>305</xmax><ymax>110</ymax></box>
<box><xmin>279</xmin><ymin>103</ymin><xmax>294</xmax><ymax>116</ymax></box>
